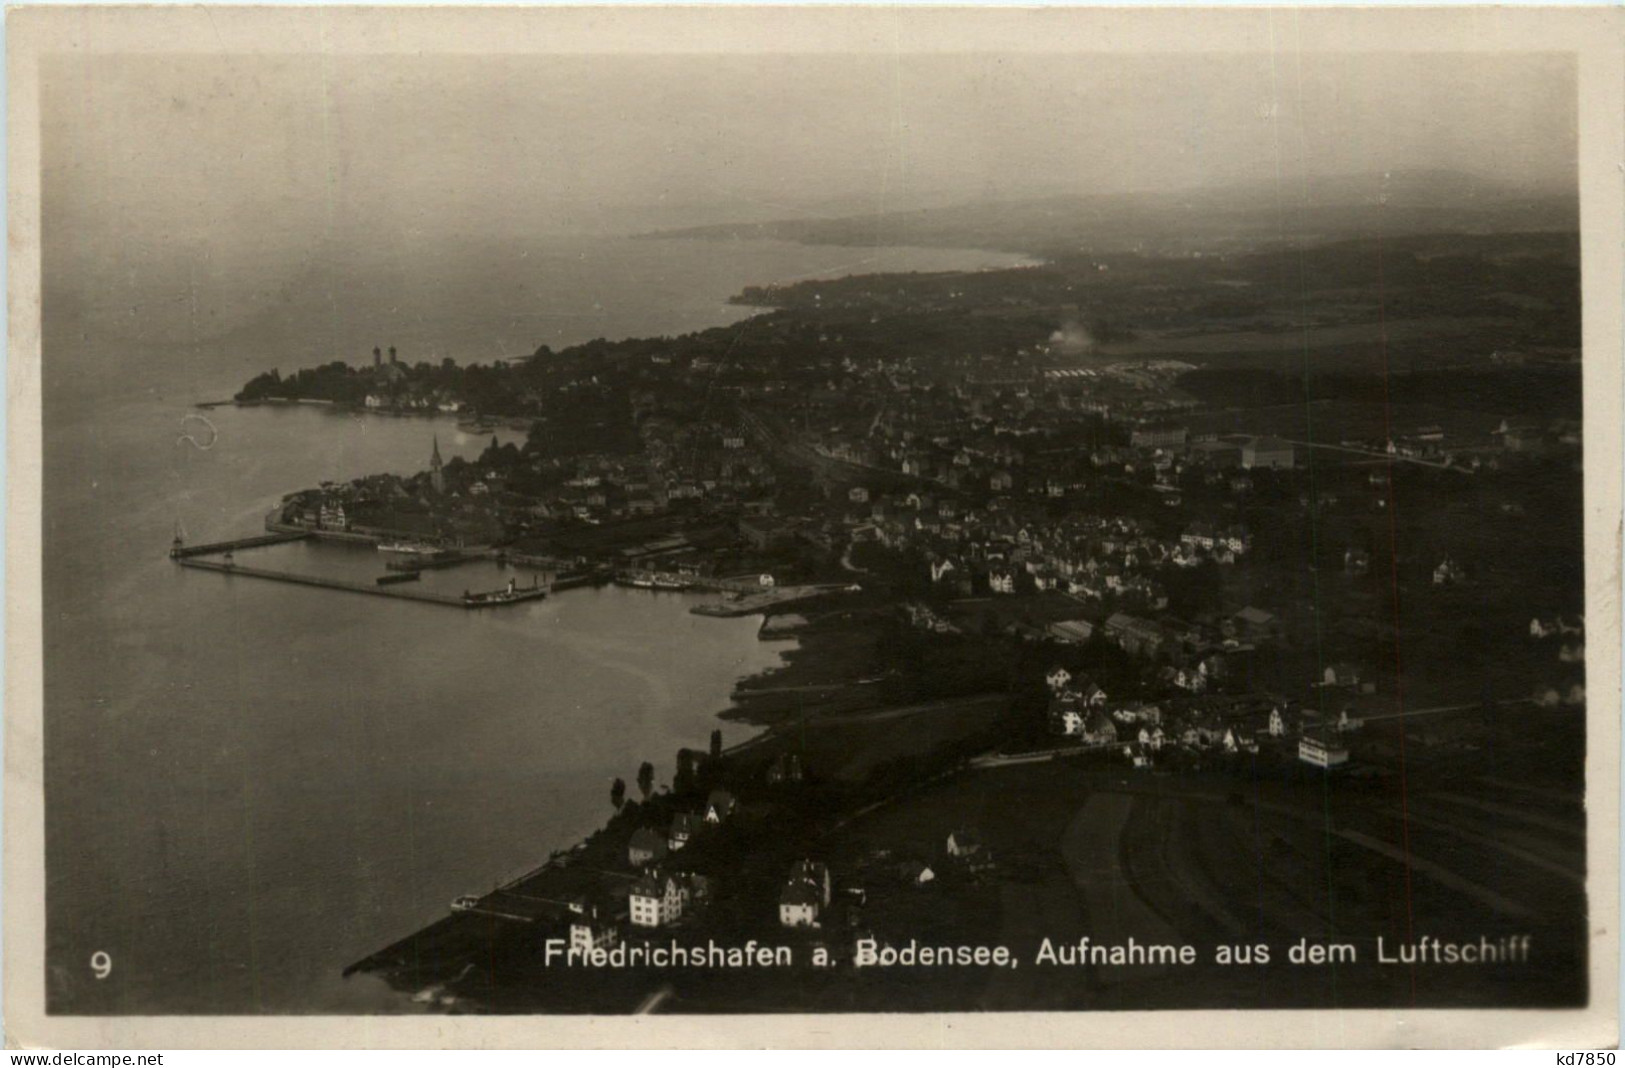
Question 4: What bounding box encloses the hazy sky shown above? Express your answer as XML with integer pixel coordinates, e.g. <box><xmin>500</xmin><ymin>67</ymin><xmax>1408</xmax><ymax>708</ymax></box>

<box><xmin>43</xmin><ymin>50</ymin><xmax>1575</xmax><ymax>257</ymax></box>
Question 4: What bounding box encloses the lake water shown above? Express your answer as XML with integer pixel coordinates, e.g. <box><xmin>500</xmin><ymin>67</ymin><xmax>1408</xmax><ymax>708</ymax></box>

<box><xmin>40</xmin><ymin>233</ymin><xmax>1032</xmax><ymax>1013</ymax></box>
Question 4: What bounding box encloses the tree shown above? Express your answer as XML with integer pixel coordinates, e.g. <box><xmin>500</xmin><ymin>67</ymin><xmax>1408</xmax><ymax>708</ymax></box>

<box><xmin>674</xmin><ymin>748</ymin><xmax>697</xmax><ymax>795</ymax></box>
<box><xmin>637</xmin><ymin>761</ymin><xmax>654</xmax><ymax>800</ymax></box>
<box><xmin>610</xmin><ymin>777</ymin><xmax>627</xmax><ymax>811</ymax></box>
<box><xmin>709</xmin><ymin>729</ymin><xmax>723</xmax><ymax>762</ymax></box>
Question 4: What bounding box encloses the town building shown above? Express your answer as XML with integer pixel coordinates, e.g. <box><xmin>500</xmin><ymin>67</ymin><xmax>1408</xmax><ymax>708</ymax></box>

<box><xmin>1241</xmin><ymin>436</ymin><xmax>1295</xmax><ymax>470</ymax></box>
<box><xmin>668</xmin><ymin>813</ymin><xmax>699</xmax><ymax>851</ymax></box>
<box><xmin>1047</xmin><ymin>618</ymin><xmax>1095</xmax><ymax>644</ymax></box>
<box><xmin>1231</xmin><ymin>606</ymin><xmax>1280</xmax><ymax>641</ymax></box>
<box><xmin>778</xmin><ymin>879</ymin><xmax>822</xmax><ymax>928</ymax></box>
<box><xmin>628</xmin><ymin>869</ymin><xmax>697</xmax><ymax>928</ymax></box>
<box><xmin>429</xmin><ymin>435</ymin><xmax>445</xmax><ymax>494</ymax></box>
<box><xmin>1105</xmin><ymin>612</ymin><xmax>1164</xmax><ymax>658</ymax></box>
<box><xmin>778</xmin><ymin>859</ymin><xmax>832</xmax><ymax>928</ymax></box>
<box><xmin>1131</xmin><ymin>424</ymin><xmax>1189</xmax><ymax>450</ymax></box>
<box><xmin>705</xmin><ymin>789</ymin><xmax>736</xmax><ymax>824</ymax></box>
<box><xmin>567</xmin><ymin>898</ymin><xmax>620</xmax><ymax>953</ymax></box>
<box><xmin>318</xmin><ymin>500</ymin><xmax>349</xmax><ymax>531</ymax></box>
<box><xmin>628</xmin><ymin>826</ymin><xmax>669</xmax><ymax>868</ymax></box>
<box><xmin>1298</xmin><ymin>732</ymin><xmax>1350</xmax><ymax>769</ymax></box>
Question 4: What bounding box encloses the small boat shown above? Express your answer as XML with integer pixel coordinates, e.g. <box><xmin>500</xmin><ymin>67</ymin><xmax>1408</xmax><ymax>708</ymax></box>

<box><xmin>450</xmin><ymin>895</ymin><xmax>481</xmax><ymax>913</ymax></box>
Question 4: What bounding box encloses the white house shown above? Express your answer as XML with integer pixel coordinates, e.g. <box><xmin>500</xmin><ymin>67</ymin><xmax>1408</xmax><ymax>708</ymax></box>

<box><xmin>567</xmin><ymin>900</ymin><xmax>619</xmax><ymax>953</ymax></box>
<box><xmin>946</xmin><ymin>829</ymin><xmax>984</xmax><ymax>859</ymax></box>
<box><xmin>1298</xmin><ymin>733</ymin><xmax>1350</xmax><ymax>769</ymax></box>
<box><xmin>778</xmin><ymin>859</ymin><xmax>832</xmax><ymax>928</ymax></box>
<box><xmin>629</xmin><ymin>870</ymin><xmax>694</xmax><ymax>928</ymax></box>
<box><xmin>778</xmin><ymin>880</ymin><xmax>821</xmax><ymax>927</ymax></box>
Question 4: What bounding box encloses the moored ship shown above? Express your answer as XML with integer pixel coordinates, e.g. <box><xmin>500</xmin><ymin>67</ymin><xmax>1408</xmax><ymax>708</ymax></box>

<box><xmin>462</xmin><ymin>575</ymin><xmax>548</xmax><ymax>606</ymax></box>
<box><xmin>377</xmin><ymin>541</ymin><xmax>440</xmax><ymax>555</ymax></box>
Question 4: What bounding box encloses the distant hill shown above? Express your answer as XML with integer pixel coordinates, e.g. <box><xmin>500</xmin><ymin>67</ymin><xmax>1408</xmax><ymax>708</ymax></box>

<box><xmin>639</xmin><ymin>170</ymin><xmax>1577</xmax><ymax>258</ymax></box>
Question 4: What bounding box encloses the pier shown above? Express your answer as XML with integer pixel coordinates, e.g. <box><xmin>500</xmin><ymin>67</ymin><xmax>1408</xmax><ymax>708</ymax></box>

<box><xmin>689</xmin><ymin>582</ymin><xmax>861</xmax><ymax>617</ymax></box>
<box><xmin>174</xmin><ymin>555</ymin><xmax>474</xmax><ymax>607</ymax></box>
<box><xmin>170</xmin><ymin>534</ymin><xmax>548</xmax><ymax>610</ymax></box>
<box><xmin>169</xmin><ymin>531</ymin><xmax>309</xmax><ymax>559</ymax></box>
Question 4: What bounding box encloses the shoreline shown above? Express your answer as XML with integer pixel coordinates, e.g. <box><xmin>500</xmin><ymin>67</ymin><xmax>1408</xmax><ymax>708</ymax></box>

<box><xmin>340</xmin><ymin>598</ymin><xmax>867</xmax><ymax>1007</ymax></box>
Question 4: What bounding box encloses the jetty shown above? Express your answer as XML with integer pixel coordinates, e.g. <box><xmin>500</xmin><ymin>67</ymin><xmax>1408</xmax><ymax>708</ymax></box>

<box><xmin>169</xmin><ymin>531</ymin><xmax>309</xmax><ymax>559</ymax></box>
<box><xmin>169</xmin><ymin>534</ymin><xmax>548</xmax><ymax>610</ymax></box>
<box><xmin>689</xmin><ymin>583</ymin><xmax>860</xmax><ymax>618</ymax></box>
<box><xmin>176</xmin><ymin>554</ymin><xmax>469</xmax><ymax>607</ymax></box>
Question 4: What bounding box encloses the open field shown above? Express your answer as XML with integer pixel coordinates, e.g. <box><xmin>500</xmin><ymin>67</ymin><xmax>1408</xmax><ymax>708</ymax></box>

<box><xmin>810</xmin><ymin>747</ymin><xmax>1586</xmax><ymax>1010</ymax></box>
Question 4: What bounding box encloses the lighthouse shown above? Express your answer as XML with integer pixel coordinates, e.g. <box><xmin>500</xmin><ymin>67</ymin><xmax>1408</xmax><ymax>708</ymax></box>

<box><xmin>430</xmin><ymin>435</ymin><xmax>445</xmax><ymax>494</ymax></box>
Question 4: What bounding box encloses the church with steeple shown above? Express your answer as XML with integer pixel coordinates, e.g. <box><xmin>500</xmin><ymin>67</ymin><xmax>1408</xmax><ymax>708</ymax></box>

<box><xmin>429</xmin><ymin>435</ymin><xmax>445</xmax><ymax>494</ymax></box>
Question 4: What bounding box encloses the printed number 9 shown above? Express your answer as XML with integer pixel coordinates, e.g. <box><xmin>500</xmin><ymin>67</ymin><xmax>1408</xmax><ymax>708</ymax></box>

<box><xmin>90</xmin><ymin>951</ymin><xmax>112</xmax><ymax>979</ymax></box>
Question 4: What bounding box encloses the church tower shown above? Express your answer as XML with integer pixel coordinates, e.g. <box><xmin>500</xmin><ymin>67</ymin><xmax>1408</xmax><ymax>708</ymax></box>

<box><xmin>430</xmin><ymin>435</ymin><xmax>445</xmax><ymax>494</ymax></box>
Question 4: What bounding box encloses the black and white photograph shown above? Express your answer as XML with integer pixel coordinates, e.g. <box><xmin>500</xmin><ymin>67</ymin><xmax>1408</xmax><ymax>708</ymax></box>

<box><xmin>5</xmin><ymin>5</ymin><xmax>1621</xmax><ymax>1049</ymax></box>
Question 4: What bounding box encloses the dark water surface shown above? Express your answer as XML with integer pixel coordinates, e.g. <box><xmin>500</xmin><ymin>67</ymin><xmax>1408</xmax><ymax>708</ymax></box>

<box><xmin>42</xmin><ymin>234</ymin><xmax>1029</xmax><ymax>1012</ymax></box>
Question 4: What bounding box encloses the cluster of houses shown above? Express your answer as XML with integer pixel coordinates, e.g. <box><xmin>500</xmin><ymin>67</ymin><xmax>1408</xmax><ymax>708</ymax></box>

<box><xmin>563</xmin><ymin>771</ymin><xmax>844</xmax><ymax>949</ymax></box>
<box><xmin>626</xmin><ymin>788</ymin><xmax>738</xmax><ymax>871</ymax></box>
<box><xmin>1041</xmin><ymin>662</ymin><xmax>1364</xmax><ymax>771</ymax></box>
<box><xmin>563</xmin><ymin>867</ymin><xmax>716</xmax><ymax>950</ymax></box>
<box><xmin>852</xmin><ymin>472</ymin><xmax>1275</xmax><ymax>615</ymax></box>
<box><xmin>279</xmin><ymin>467</ymin><xmax>495</xmax><ymax>548</ymax></box>
<box><xmin>906</xmin><ymin>511</ymin><xmax>1226</xmax><ymax>608</ymax></box>
<box><xmin>1530</xmin><ymin>615</ymin><xmax>1586</xmax><ymax>667</ymax></box>
<box><xmin>776</xmin><ymin>825</ymin><xmax>1007</xmax><ymax>923</ymax></box>
<box><xmin>1044</xmin><ymin>667</ymin><xmax>1118</xmax><ymax>745</ymax></box>
<box><xmin>634</xmin><ymin>413</ymin><xmax>779</xmax><ymax>512</ymax></box>
<box><xmin>901</xmin><ymin>601</ymin><xmax>960</xmax><ymax>635</ymax></box>
<box><xmin>557</xmin><ymin>789</ymin><xmax>747</xmax><ymax>947</ymax></box>
<box><xmin>1048</xmin><ymin>605</ymin><xmax>1278</xmax><ymax>667</ymax></box>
